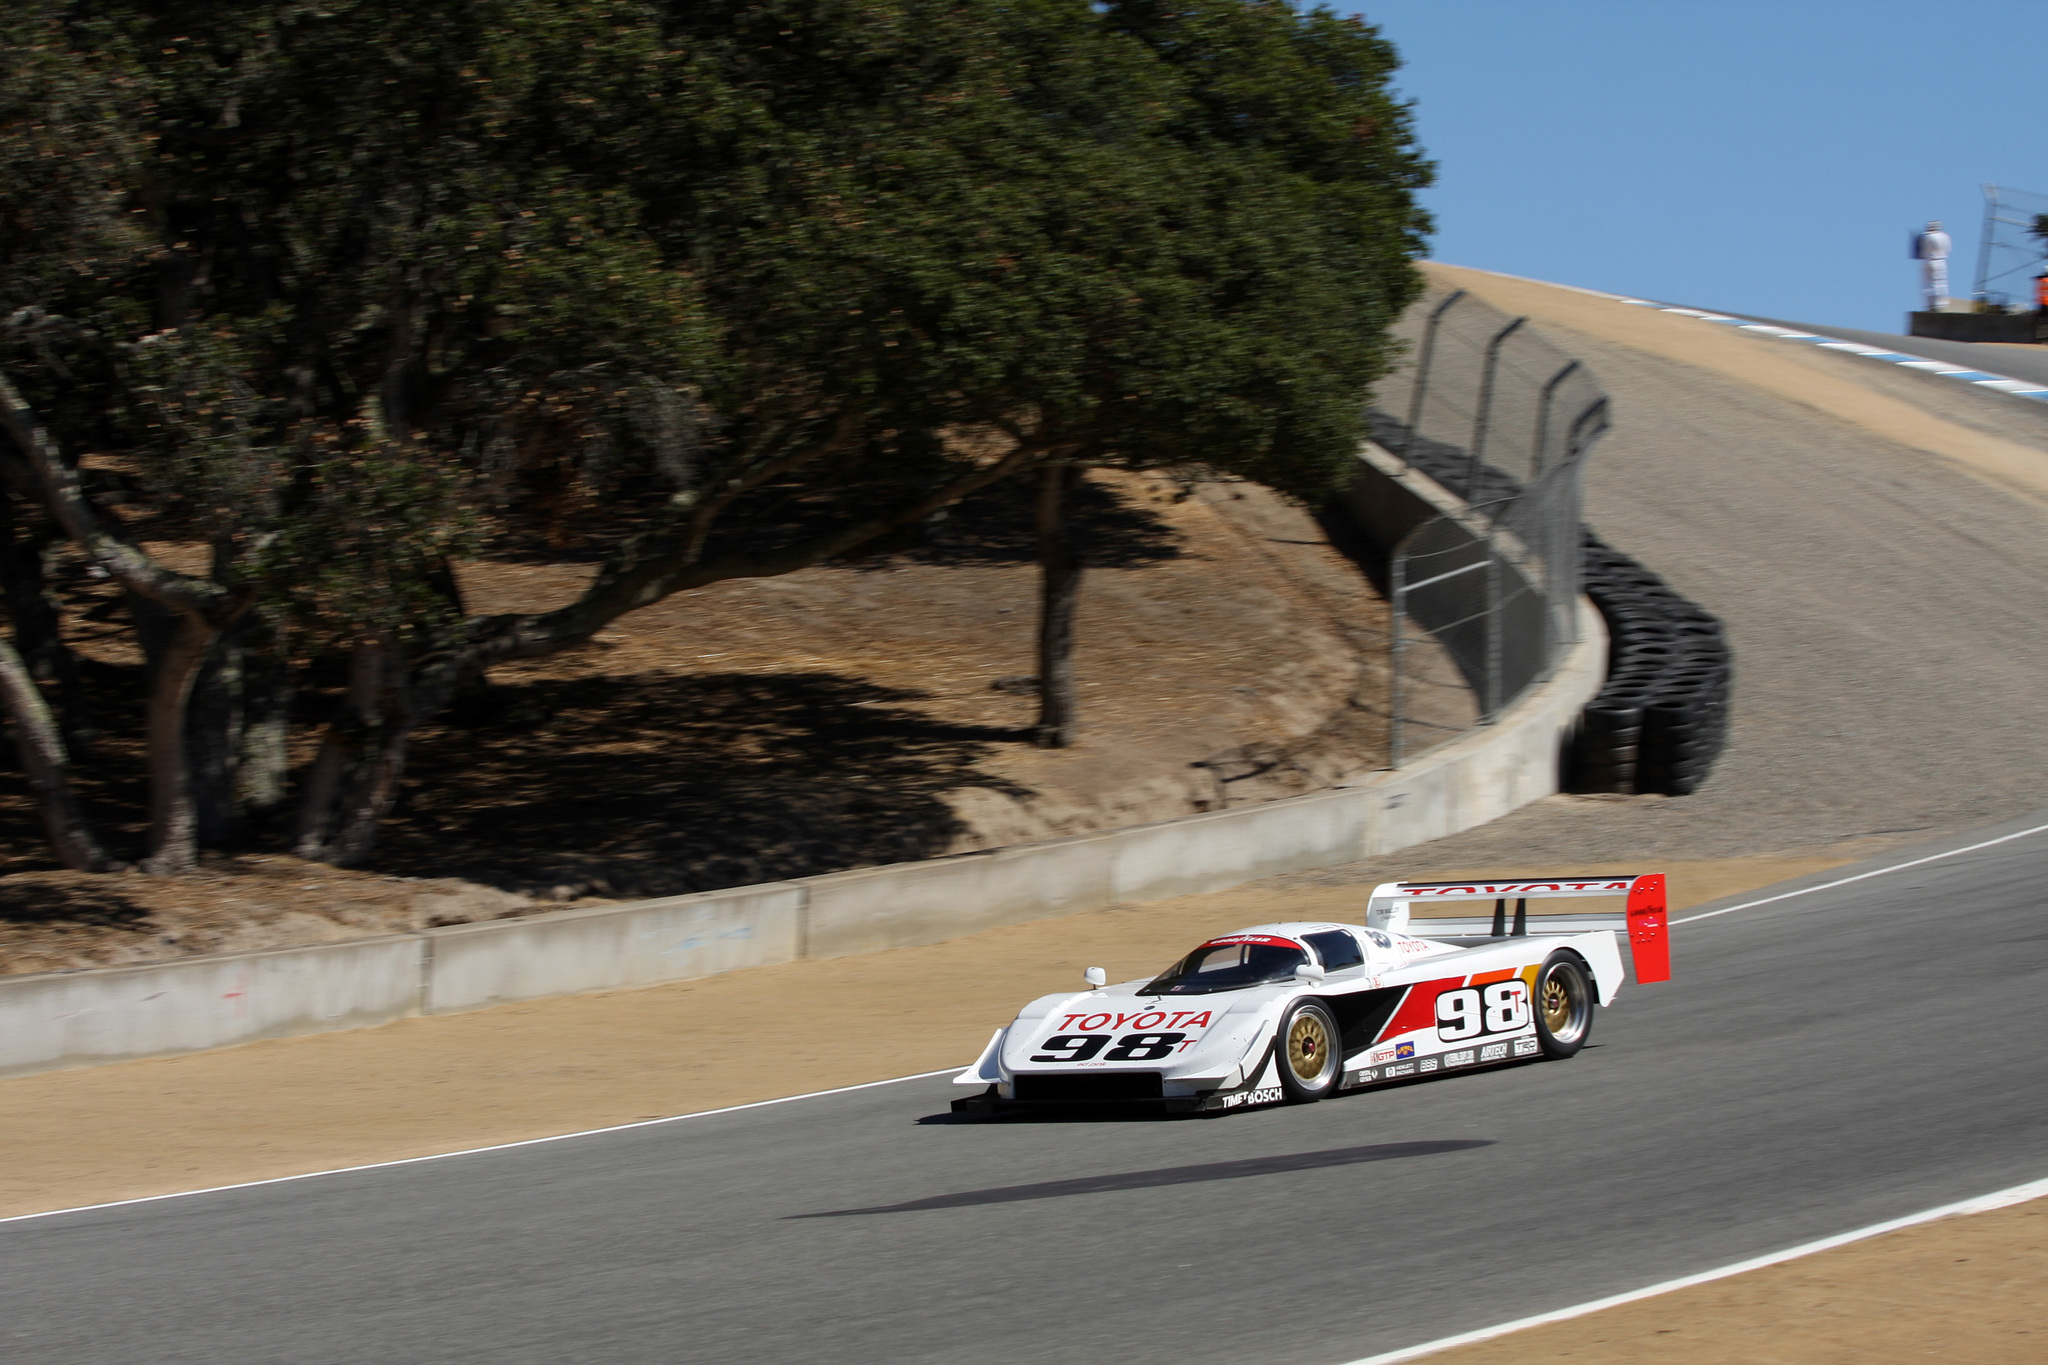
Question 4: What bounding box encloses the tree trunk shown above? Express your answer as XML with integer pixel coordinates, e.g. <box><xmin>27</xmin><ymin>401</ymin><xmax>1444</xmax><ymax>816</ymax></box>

<box><xmin>0</xmin><ymin>496</ymin><xmax>92</xmax><ymax>755</ymax></box>
<box><xmin>324</xmin><ymin>717</ymin><xmax>412</xmax><ymax>867</ymax></box>
<box><xmin>187</xmin><ymin>625</ymin><xmax>246</xmax><ymax>847</ymax></box>
<box><xmin>0</xmin><ymin>635</ymin><xmax>117</xmax><ymax>871</ymax></box>
<box><xmin>236</xmin><ymin>641</ymin><xmax>293</xmax><ymax>827</ymax></box>
<box><xmin>294</xmin><ymin>636</ymin><xmax>412</xmax><ymax>867</ymax></box>
<box><xmin>1</xmin><ymin>369</ymin><xmax>247</xmax><ymax>873</ymax></box>
<box><xmin>140</xmin><ymin>613</ymin><xmax>218</xmax><ymax>874</ymax></box>
<box><xmin>1033</xmin><ymin>462</ymin><xmax>1082</xmax><ymax>748</ymax></box>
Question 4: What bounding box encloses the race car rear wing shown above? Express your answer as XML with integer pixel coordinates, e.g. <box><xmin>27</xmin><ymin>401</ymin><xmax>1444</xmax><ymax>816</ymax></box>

<box><xmin>1364</xmin><ymin>874</ymin><xmax>1670</xmax><ymax>983</ymax></box>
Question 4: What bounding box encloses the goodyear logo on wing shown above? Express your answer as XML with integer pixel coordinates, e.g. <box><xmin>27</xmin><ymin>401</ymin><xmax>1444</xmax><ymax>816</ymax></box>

<box><xmin>1395</xmin><ymin>1041</ymin><xmax>1415</xmax><ymax>1059</ymax></box>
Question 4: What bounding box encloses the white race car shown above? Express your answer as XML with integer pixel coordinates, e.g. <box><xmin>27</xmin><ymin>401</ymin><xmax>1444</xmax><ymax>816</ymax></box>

<box><xmin>953</xmin><ymin>874</ymin><xmax>1672</xmax><ymax>1115</ymax></box>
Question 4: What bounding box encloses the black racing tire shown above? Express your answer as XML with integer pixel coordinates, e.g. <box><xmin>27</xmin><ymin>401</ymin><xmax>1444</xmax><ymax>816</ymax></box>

<box><xmin>1533</xmin><ymin>953</ymin><xmax>1595</xmax><ymax>1059</ymax></box>
<box><xmin>1276</xmin><ymin>999</ymin><xmax>1342</xmax><ymax>1102</ymax></box>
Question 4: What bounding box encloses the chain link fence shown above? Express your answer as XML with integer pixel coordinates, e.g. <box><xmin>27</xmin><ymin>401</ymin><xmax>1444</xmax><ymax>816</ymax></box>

<box><xmin>1368</xmin><ymin>287</ymin><xmax>1610</xmax><ymax>766</ymax></box>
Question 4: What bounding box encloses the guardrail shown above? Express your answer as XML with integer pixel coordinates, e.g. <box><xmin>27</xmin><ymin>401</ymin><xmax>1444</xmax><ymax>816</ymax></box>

<box><xmin>0</xmin><ymin>450</ymin><xmax>1607</xmax><ymax>1078</ymax></box>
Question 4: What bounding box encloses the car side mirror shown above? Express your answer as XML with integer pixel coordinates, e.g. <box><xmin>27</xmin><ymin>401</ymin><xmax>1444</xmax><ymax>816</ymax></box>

<box><xmin>1295</xmin><ymin>962</ymin><xmax>1326</xmax><ymax>984</ymax></box>
<box><xmin>1084</xmin><ymin>967</ymin><xmax>1107</xmax><ymax>988</ymax></box>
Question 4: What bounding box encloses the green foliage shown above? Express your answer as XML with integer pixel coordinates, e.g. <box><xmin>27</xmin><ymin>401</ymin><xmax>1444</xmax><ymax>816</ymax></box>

<box><xmin>7</xmin><ymin>2</ymin><xmax>1428</xmax><ymax>665</ymax></box>
<box><xmin>3</xmin><ymin>0</ymin><xmax>716</xmax><ymax>642</ymax></box>
<box><xmin>258</xmin><ymin>444</ymin><xmax>478</xmax><ymax>647</ymax></box>
<box><xmin>649</xmin><ymin>0</ymin><xmax>1431</xmax><ymax>506</ymax></box>
<box><xmin>7</xmin><ymin>0</ymin><xmax>1430</xmax><ymax>584</ymax></box>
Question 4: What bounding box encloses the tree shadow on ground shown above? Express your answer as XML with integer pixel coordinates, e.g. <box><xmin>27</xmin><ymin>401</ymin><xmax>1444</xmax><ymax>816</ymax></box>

<box><xmin>380</xmin><ymin>671</ymin><xmax>1032</xmax><ymax>898</ymax></box>
<box><xmin>0</xmin><ymin>876</ymin><xmax>150</xmax><ymax>930</ymax></box>
<box><xmin>479</xmin><ymin>469</ymin><xmax>1186</xmax><ymax>572</ymax></box>
<box><xmin>842</xmin><ymin>471</ymin><xmax>1185</xmax><ymax>571</ymax></box>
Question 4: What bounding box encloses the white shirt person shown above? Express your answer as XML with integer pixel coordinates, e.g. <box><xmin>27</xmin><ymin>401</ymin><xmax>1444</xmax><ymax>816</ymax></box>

<box><xmin>1913</xmin><ymin>221</ymin><xmax>1952</xmax><ymax>311</ymax></box>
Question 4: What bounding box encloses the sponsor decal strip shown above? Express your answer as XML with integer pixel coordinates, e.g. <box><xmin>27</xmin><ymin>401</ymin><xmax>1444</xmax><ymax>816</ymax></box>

<box><xmin>1398</xmin><ymin>878</ymin><xmax>1634</xmax><ymax>897</ymax></box>
<box><xmin>1330</xmin><ymin>1173</ymin><xmax>2048</xmax><ymax>1365</ymax></box>
<box><xmin>1216</xmin><ymin>1086</ymin><xmax>1285</xmax><ymax>1110</ymax></box>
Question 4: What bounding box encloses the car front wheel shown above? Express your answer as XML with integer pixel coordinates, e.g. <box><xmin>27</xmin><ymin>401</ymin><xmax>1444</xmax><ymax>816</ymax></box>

<box><xmin>1277</xmin><ymin>999</ymin><xmax>1342</xmax><ymax>1101</ymax></box>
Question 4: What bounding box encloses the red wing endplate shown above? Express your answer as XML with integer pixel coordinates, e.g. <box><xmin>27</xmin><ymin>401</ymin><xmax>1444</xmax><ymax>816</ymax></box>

<box><xmin>1624</xmin><ymin>873</ymin><xmax>1669</xmax><ymax>983</ymax></box>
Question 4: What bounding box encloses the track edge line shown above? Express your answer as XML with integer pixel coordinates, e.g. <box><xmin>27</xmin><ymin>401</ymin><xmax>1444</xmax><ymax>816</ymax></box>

<box><xmin>0</xmin><ymin>1065</ymin><xmax>967</xmax><ymax>1228</ymax></box>
<box><xmin>1331</xmin><ymin>1174</ymin><xmax>2048</xmax><ymax>1365</ymax></box>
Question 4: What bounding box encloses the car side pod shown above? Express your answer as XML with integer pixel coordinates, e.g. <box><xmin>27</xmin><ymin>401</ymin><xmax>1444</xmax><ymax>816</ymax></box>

<box><xmin>1626</xmin><ymin>873</ymin><xmax>1670</xmax><ymax>984</ymax></box>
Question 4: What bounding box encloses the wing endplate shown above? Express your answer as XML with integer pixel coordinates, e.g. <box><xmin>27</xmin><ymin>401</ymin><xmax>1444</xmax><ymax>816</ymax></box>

<box><xmin>1625</xmin><ymin>873</ymin><xmax>1671</xmax><ymax>983</ymax></box>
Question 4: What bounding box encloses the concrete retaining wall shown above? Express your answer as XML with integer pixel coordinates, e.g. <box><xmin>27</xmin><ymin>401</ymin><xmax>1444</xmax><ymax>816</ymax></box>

<box><xmin>0</xmin><ymin>447</ymin><xmax>1606</xmax><ymax>1078</ymax></box>
<box><xmin>0</xmin><ymin>935</ymin><xmax>425</xmax><ymax>1071</ymax></box>
<box><xmin>424</xmin><ymin>883</ymin><xmax>807</xmax><ymax>1013</ymax></box>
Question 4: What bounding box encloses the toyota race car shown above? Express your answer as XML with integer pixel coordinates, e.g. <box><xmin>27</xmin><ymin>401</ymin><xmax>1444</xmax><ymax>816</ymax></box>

<box><xmin>953</xmin><ymin>874</ymin><xmax>1672</xmax><ymax>1115</ymax></box>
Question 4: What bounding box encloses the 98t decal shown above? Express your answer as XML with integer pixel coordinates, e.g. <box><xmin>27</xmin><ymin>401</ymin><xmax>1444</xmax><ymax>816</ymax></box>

<box><xmin>1031</xmin><ymin>1032</ymin><xmax>1188</xmax><ymax>1062</ymax></box>
<box><xmin>1030</xmin><ymin>1007</ymin><xmax>1220</xmax><ymax>1063</ymax></box>
<box><xmin>1435</xmin><ymin>980</ymin><xmax>1531</xmax><ymax>1040</ymax></box>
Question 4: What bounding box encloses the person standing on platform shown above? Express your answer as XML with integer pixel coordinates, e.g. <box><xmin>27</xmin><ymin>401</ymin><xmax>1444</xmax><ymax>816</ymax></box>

<box><xmin>1914</xmin><ymin>221</ymin><xmax>1952</xmax><ymax>312</ymax></box>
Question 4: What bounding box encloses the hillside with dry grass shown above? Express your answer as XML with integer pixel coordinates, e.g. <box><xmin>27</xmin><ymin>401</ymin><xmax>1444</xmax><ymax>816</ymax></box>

<box><xmin>0</xmin><ymin>470</ymin><xmax>1459</xmax><ymax>975</ymax></box>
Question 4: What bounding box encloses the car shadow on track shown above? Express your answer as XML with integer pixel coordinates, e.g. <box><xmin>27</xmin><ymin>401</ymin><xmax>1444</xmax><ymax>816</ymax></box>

<box><xmin>918</xmin><ymin>1053</ymin><xmax>1599</xmax><ymax>1127</ymax></box>
<box><xmin>785</xmin><ymin>1139</ymin><xmax>1494</xmax><ymax>1218</ymax></box>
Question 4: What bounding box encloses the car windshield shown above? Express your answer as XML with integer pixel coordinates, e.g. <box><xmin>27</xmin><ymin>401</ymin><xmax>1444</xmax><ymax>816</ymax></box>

<box><xmin>1140</xmin><ymin>935</ymin><xmax>1309</xmax><ymax>995</ymax></box>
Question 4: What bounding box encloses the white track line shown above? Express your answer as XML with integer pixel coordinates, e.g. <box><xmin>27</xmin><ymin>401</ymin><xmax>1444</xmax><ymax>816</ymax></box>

<box><xmin>1673</xmin><ymin>820</ymin><xmax>2048</xmax><ymax>925</ymax></box>
<box><xmin>1335</xmin><ymin>1173</ymin><xmax>2048</xmax><ymax>1365</ymax></box>
<box><xmin>0</xmin><ymin>1066</ymin><xmax>964</xmax><ymax>1228</ymax></box>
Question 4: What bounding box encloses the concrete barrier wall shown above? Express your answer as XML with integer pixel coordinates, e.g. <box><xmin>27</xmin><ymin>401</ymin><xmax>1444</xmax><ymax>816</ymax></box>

<box><xmin>0</xmin><ymin>935</ymin><xmax>424</xmax><ymax>1074</ymax></box>
<box><xmin>424</xmin><ymin>883</ymin><xmax>806</xmax><ymax>1014</ymax></box>
<box><xmin>0</xmin><ymin>447</ymin><xmax>1606</xmax><ymax>1078</ymax></box>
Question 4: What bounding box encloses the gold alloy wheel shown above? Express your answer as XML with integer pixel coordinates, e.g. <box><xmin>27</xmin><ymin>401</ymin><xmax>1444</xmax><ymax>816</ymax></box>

<box><xmin>1542</xmin><ymin>974</ymin><xmax>1574</xmax><ymax>1033</ymax></box>
<box><xmin>1287</xmin><ymin>1013</ymin><xmax>1331</xmax><ymax>1081</ymax></box>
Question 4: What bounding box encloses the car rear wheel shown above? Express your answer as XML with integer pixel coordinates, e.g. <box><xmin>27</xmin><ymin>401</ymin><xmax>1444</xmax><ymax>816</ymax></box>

<box><xmin>1534</xmin><ymin>953</ymin><xmax>1594</xmax><ymax>1058</ymax></box>
<box><xmin>1277</xmin><ymin>999</ymin><xmax>1342</xmax><ymax>1101</ymax></box>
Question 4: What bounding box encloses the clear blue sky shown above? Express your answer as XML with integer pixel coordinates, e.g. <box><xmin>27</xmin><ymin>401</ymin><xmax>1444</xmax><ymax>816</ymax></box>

<box><xmin>1358</xmin><ymin>0</ymin><xmax>2048</xmax><ymax>332</ymax></box>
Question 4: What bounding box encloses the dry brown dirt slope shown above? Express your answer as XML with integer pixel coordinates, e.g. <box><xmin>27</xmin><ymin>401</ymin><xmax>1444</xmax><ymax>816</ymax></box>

<box><xmin>0</xmin><ymin>469</ymin><xmax>1436</xmax><ymax>975</ymax></box>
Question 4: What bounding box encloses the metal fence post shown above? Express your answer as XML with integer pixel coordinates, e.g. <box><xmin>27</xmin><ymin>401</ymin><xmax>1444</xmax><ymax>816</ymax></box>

<box><xmin>1389</xmin><ymin>550</ymin><xmax>1406</xmax><ymax>769</ymax></box>
<box><xmin>1483</xmin><ymin>519</ymin><xmax>1502</xmax><ymax>722</ymax></box>
<box><xmin>1468</xmin><ymin>316</ymin><xmax>1526</xmax><ymax>496</ymax></box>
<box><xmin>1373</xmin><ymin>289</ymin><xmax>1609</xmax><ymax>763</ymax></box>
<box><xmin>1533</xmin><ymin>359</ymin><xmax>1579</xmax><ymax>476</ymax></box>
<box><xmin>1402</xmin><ymin>289</ymin><xmax>1466</xmax><ymax>468</ymax></box>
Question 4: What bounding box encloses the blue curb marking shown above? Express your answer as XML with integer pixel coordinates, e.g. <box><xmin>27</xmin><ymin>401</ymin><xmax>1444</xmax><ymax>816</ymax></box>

<box><xmin>1612</xmin><ymin>298</ymin><xmax>2048</xmax><ymax>401</ymax></box>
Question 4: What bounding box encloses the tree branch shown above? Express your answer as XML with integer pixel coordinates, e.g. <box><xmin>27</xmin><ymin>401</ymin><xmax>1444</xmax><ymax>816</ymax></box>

<box><xmin>424</xmin><ymin>440</ymin><xmax>1048</xmax><ymax>689</ymax></box>
<box><xmin>0</xmin><ymin>368</ymin><xmax>245</xmax><ymax>626</ymax></box>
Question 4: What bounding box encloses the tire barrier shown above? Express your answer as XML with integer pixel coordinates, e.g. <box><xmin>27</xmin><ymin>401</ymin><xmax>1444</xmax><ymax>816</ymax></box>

<box><xmin>1367</xmin><ymin>409</ymin><xmax>1732</xmax><ymax>796</ymax></box>
<box><xmin>1573</xmin><ymin>534</ymin><xmax>1732</xmax><ymax>796</ymax></box>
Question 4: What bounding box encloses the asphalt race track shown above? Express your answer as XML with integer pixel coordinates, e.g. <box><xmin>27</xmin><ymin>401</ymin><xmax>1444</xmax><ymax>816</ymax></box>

<box><xmin>6</xmin><ymin>818</ymin><xmax>2047</xmax><ymax>1365</ymax></box>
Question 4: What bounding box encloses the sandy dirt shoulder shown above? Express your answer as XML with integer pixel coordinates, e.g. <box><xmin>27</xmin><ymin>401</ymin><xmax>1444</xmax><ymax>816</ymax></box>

<box><xmin>1421</xmin><ymin>1197</ymin><xmax>2048</xmax><ymax>1365</ymax></box>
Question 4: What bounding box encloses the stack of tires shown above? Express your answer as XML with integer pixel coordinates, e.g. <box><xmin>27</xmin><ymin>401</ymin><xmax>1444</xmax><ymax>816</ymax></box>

<box><xmin>1571</xmin><ymin>534</ymin><xmax>1732</xmax><ymax>796</ymax></box>
<box><xmin>1364</xmin><ymin>412</ymin><xmax>1733</xmax><ymax>795</ymax></box>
